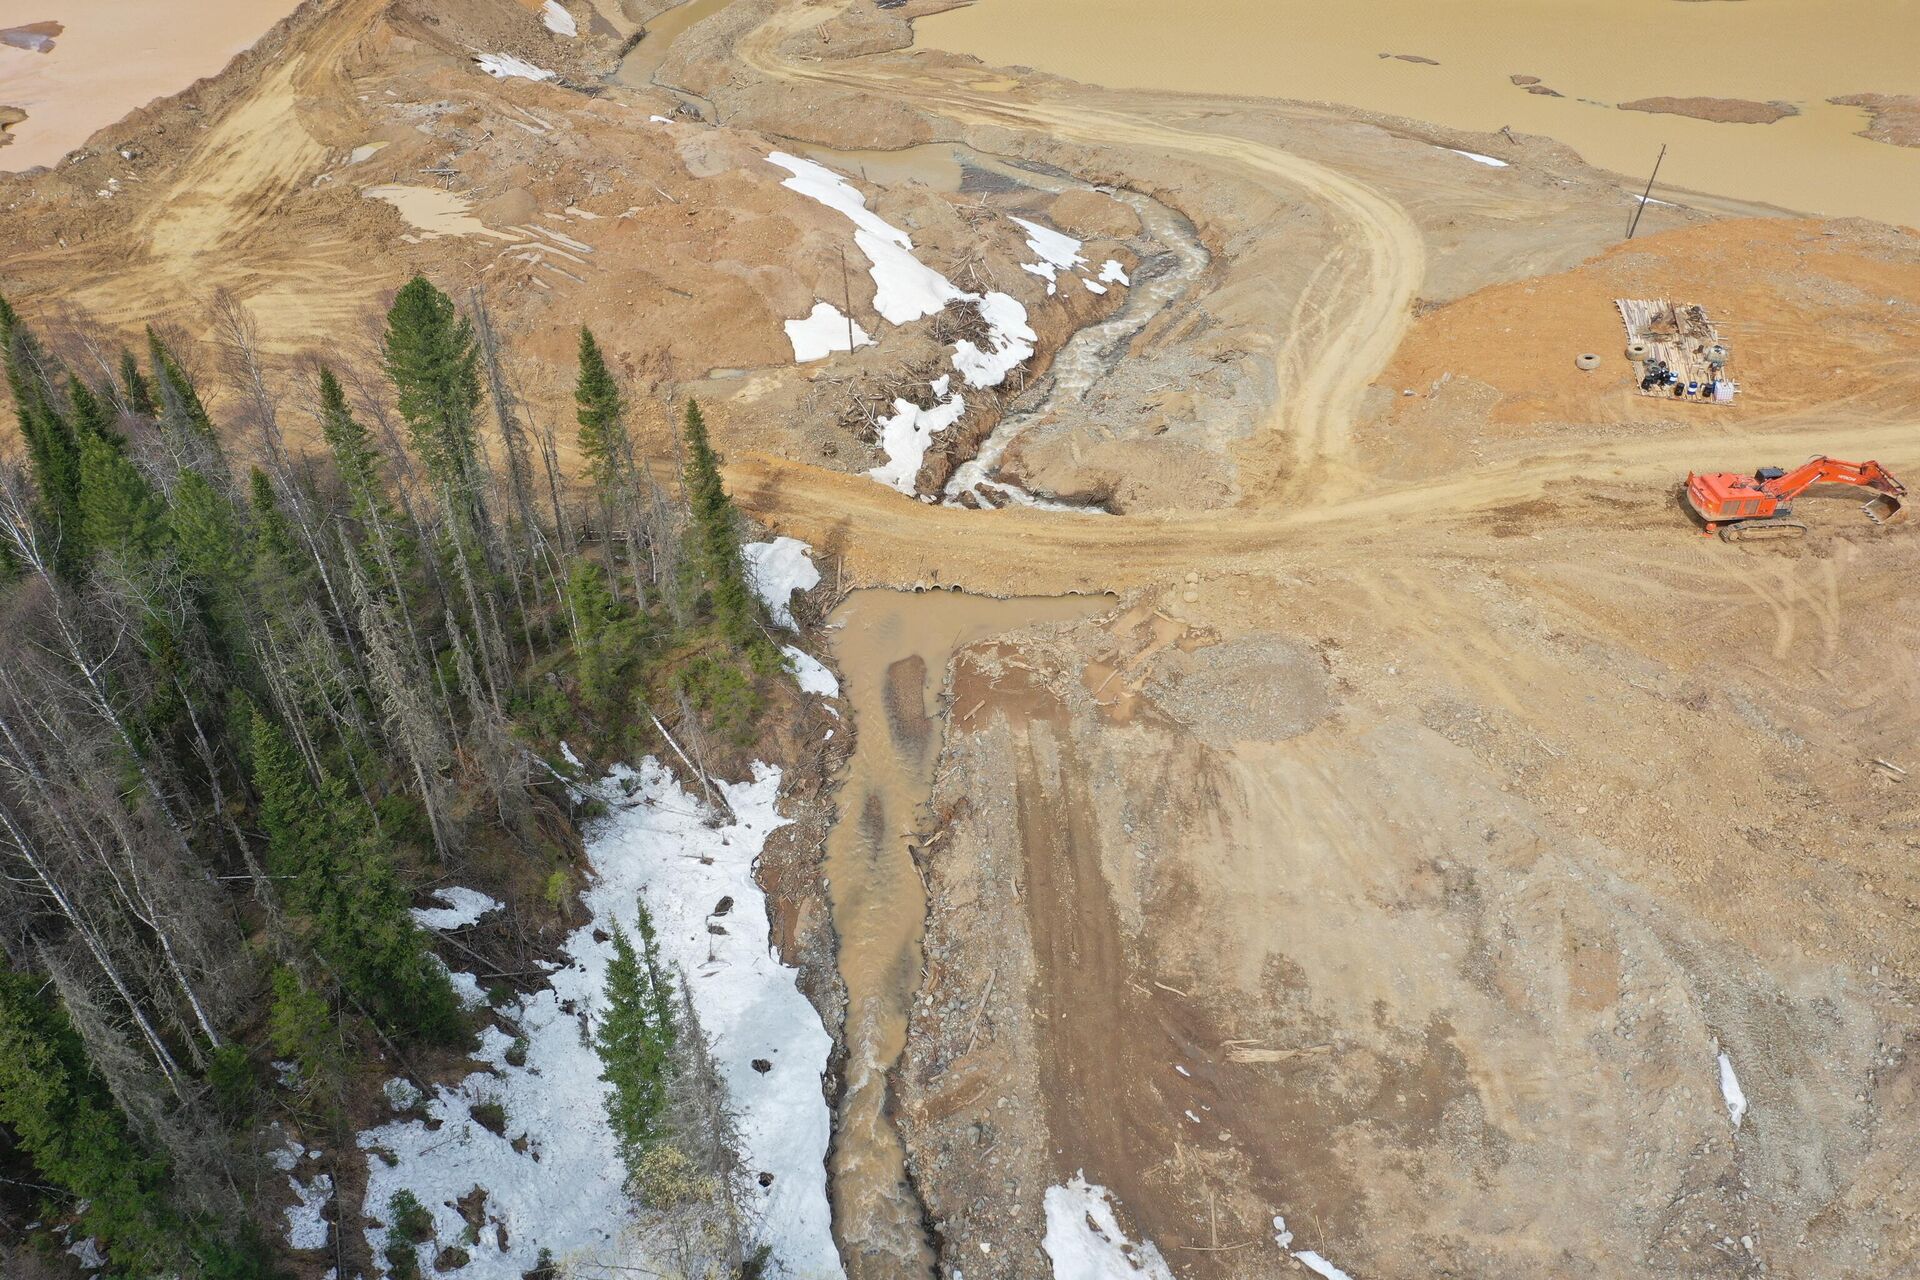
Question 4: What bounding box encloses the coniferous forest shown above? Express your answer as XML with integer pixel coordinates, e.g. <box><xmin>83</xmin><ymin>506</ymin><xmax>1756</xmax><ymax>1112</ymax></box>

<box><xmin>0</xmin><ymin>278</ymin><xmax>788</xmax><ymax>1278</ymax></box>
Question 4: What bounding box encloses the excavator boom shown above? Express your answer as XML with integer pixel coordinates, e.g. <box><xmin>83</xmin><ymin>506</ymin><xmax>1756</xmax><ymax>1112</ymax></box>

<box><xmin>1761</xmin><ymin>456</ymin><xmax>1906</xmax><ymax>503</ymax></box>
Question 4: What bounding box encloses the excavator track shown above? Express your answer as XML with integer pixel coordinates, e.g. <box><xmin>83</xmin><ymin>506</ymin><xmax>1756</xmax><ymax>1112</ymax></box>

<box><xmin>1719</xmin><ymin>518</ymin><xmax>1809</xmax><ymax>543</ymax></box>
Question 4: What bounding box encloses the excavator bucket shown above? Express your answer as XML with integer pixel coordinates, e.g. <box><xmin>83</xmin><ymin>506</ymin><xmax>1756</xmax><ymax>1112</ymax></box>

<box><xmin>1862</xmin><ymin>491</ymin><xmax>1905</xmax><ymax>526</ymax></box>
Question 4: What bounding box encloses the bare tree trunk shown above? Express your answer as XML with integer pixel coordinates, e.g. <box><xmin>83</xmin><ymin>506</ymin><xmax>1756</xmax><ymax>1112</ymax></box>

<box><xmin>0</xmin><ymin>797</ymin><xmax>184</xmax><ymax>1090</ymax></box>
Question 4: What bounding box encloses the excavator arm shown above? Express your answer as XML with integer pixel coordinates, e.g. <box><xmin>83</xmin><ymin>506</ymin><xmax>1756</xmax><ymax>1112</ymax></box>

<box><xmin>1762</xmin><ymin>456</ymin><xmax>1906</xmax><ymax>503</ymax></box>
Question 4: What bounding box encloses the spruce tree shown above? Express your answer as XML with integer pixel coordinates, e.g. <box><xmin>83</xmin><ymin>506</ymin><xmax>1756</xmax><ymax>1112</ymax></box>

<box><xmin>0</xmin><ymin>972</ymin><xmax>178</xmax><ymax>1274</ymax></box>
<box><xmin>680</xmin><ymin>400</ymin><xmax>762</xmax><ymax>651</ymax></box>
<box><xmin>574</xmin><ymin>327</ymin><xmax>627</xmax><ymax>496</ymax></box>
<box><xmin>382</xmin><ymin>276</ymin><xmax>483</xmax><ymax>497</ymax></box>
<box><xmin>146</xmin><ymin>328</ymin><xmax>218</xmax><ymax>444</ymax></box>
<box><xmin>120</xmin><ymin>347</ymin><xmax>158</xmax><ymax>418</ymax></box>
<box><xmin>596</xmin><ymin>902</ymin><xmax>678</xmax><ymax>1176</ymax></box>
<box><xmin>2</xmin><ymin>298</ymin><xmax>88</xmax><ymax>576</ymax></box>
<box><xmin>168</xmin><ymin>469</ymin><xmax>250</xmax><ymax>659</ymax></box>
<box><xmin>78</xmin><ymin>430</ymin><xmax>168</xmax><ymax>563</ymax></box>
<box><xmin>250</xmin><ymin>711</ymin><xmax>465</xmax><ymax>1043</ymax></box>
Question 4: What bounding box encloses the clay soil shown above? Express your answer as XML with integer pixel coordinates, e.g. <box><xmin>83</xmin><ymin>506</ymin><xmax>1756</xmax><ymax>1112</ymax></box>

<box><xmin>3</xmin><ymin>0</ymin><xmax>1919</xmax><ymax>1276</ymax></box>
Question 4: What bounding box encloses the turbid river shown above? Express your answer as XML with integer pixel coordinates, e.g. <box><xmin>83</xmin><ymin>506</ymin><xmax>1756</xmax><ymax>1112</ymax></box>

<box><xmin>919</xmin><ymin>0</ymin><xmax>1920</xmax><ymax>228</ymax></box>
<box><xmin>0</xmin><ymin>0</ymin><xmax>302</xmax><ymax>172</ymax></box>
<box><xmin>822</xmin><ymin>589</ymin><xmax>1102</xmax><ymax>1277</ymax></box>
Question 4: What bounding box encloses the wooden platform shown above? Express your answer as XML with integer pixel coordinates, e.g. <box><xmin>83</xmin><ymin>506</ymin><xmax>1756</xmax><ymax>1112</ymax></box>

<box><xmin>1617</xmin><ymin>298</ymin><xmax>1736</xmax><ymax>403</ymax></box>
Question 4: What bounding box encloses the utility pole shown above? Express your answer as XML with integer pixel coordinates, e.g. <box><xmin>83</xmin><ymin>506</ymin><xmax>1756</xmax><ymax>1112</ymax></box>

<box><xmin>1626</xmin><ymin>144</ymin><xmax>1667</xmax><ymax>240</ymax></box>
<box><xmin>839</xmin><ymin>247</ymin><xmax>856</xmax><ymax>354</ymax></box>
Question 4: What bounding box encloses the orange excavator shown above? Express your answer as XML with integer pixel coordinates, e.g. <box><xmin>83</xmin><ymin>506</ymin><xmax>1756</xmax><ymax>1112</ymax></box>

<box><xmin>1685</xmin><ymin>455</ymin><xmax>1906</xmax><ymax>542</ymax></box>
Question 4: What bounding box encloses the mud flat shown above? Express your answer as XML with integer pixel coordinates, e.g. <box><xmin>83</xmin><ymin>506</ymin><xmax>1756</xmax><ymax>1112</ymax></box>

<box><xmin>821</xmin><ymin>589</ymin><xmax>1103</xmax><ymax>1278</ymax></box>
<box><xmin>918</xmin><ymin>0</ymin><xmax>1920</xmax><ymax>226</ymax></box>
<box><xmin>0</xmin><ymin>0</ymin><xmax>301</xmax><ymax>171</ymax></box>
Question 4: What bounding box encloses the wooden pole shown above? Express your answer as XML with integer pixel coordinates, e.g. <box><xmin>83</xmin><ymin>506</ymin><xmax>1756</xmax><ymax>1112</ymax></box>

<box><xmin>839</xmin><ymin>247</ymin><xmax>856</xmax><ymax>354</ymax></box>
<box><xmin>1626</xmin><ymin>143</ymin><xmax>1667</xmax><ymax>240</ymax></box>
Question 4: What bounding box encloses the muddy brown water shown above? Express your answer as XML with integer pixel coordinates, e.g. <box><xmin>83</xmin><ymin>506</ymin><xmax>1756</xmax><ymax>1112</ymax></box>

<box><xmin>615</xmin><ymin>0</ymin><xmax>741</xmax><ymax>87</ymax></box>
<box><xmin>919</xmin><ymin>0</ymin><xmax>1920</xmax><ymax>228</ymax></box>
<box><xmin>823</xmin><ymin>588</ymin><xmax>1104</xmax><ymax>1276</ymax></box>
<box><xmin>0</xmin><ymin>0</ymin><xmax>301</xmax><ymax>172</ymax></box>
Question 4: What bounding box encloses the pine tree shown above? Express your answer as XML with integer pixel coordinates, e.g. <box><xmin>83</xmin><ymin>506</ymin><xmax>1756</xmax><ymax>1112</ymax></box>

<box><xmin>382</xmin><ymin>276</ymin><xmax>483</xmax><ymax>498</ymax></box>
<box><xmin>596</xmin><ymin>902</ymin><xmax>678</xmax><ymax>1176</ymax></box>
<box><xmin>680</xmin><ymin>400</ymin><xmax>762</xmax><ymax>652</ymax></box>
<box><xmin>120</xmin><ymin>347</ymin><xmax>158</xmax><ymax>418</ymax></box>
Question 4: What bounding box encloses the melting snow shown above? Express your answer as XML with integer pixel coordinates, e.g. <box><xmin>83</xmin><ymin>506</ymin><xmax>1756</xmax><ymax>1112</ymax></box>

<box><xmin>1295</xmin><ymin>1251</ymin><xmax>1356</xmax><ymax>1280</ymax></box>
<box><xmin>1083</xmin><ymin>279</ymin><xmax>1107</xmax><ymax>295</ymax></box>
<box><xmin>763</xmin><ymin>151</ymin><xmax>1037</xmax><ymax>474</ymax></box>
<box><xmin>785</xmin><ymin>301</ymin><xmax>874</xmax><ymax>363</ymax></box>
<box><xmin>286</xmin><ymin>1171</ymin><xmax>333</xmax><ymax>1251</ymax></box>
<box><xmin>767</xmin><ymin>152</ymin><xmax>960</xmax><ymax>326</ymax></box>
<box><xmin>1099</xmin><ymin>259</ymin><xmax>1130</xmax><ymax>286</ymax></box>
<box><xmin>870</xmin><ymin>384</ymin><xmax>968</xmax><ymax>494</ymax></box>
<box><xmin>474</xmin><ymin>53</ymin><xmax>556</xmax><ymax>81</ymax></box>
<box><xmin>951</xmin><ymin>294</ymin><xmax>1034</xmax><ymax>390</ymax></box>
<box><xmin>1012</xmin><ymin>216</ymin><xmax>1086</xmax><ymax>294</ymax></box>
<box><xmin>1043</xmin><ymin>1174</ymin><xmax>1174</xmax><ymax>1279</ymax></box>
<box><xmin>782</xmin><ymin>646</ymin><xmax>840</xmax><ymax>699</ymax></box>
<box><xmin>742</xmin><ymin>538</ymin><xmax>822</xmax><ymax>629</ymax></box>
<box><xmin>1718</xmin><ymin>1051</ymin><xmax>1748</xmax><ymax>1129</ymax></box>
<box><xmin>1273</xmin><ymin>1215</ymin><xmax>1355</xmax><ymax>1279</ymax></box>
<box><xmin>357</xmin><ymin>761</ymin><xmax>840</xmax><ymax>1278</ymax></box>
<box><xmin>540</xmin><ymin>0</ymin><xmax>577</xmax><ymax>36</ymax></box>
<box><xmin>411</xmin><ymin>886</ymin><xmax>504</xmax><ymax>931</ymax></box>
<box><xmin>66</xmin><ymin>1237</ymin><xmax>104</xmax><ymax>1272</ymax></box>
<box><xmin>1445</xmin><ymin>147</ymin><xmax>1508</xmax><ymax>167</ymax></box>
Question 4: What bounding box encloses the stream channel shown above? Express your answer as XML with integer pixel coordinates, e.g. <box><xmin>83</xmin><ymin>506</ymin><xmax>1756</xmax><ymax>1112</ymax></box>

<box><xmin>619</xmin><ymin>7</ymin><xmax>1192</xmax><ymax>1272</ymax></box>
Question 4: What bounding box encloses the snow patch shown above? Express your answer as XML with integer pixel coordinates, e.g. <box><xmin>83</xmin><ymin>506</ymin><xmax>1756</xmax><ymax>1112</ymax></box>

<box><xmin>1295</xmin><ymin>1251</ymin><xmax>1356</xmax><ymax>1280</ymax></box>
<box><xmin>1718</xmin><ymin>1051</ymin><xmax>1748</xmax><ymax>1129</ymax></box>
<box><xmin>785</xmin><ymin>302</ymin><xmax>874</xmax><ymax>363</ymax></box>
<box><xmin>763</xmin><ymin>150</ymin><xmax>1040</xmax><ymax>476</ymax></box>
<box><xmin>411</xmin><ymin>886</ymin><xmax>503</xmax><ymax>931</ymax></box>
<box><xmin>870</xmin><ymin>388</ymin><xmax>967</xmax><ymax>494</ymax></box>
<box><xmin>742</xmin><ymin>538</ymin><xmax>821</xmax><ymax>630</ymax></box>
<box><xmin>1083</xmin><ymin>278</ymin><xmax>1107</xmax><ymax>295</ymax></box>
<box><xmin>358</xmin><ymin>762</ymin><xmax>841</xmax><ymax>1278</ymax></box>
<box><xmin>474</xmin><ymin>52</ymin><xmax>556</xmax><ymax>81</ymax></box>
<box><xmin>1042</xmin><ymin>1173</ymin><xmax>1174</xmax><ymax>1279</ymax></box>
<box><xmin>951</xmin><ymin>292</ymin><xmax>1034</xmax><ymax>390</ymax></box>
<box><xmin>285</xmin><ymin>1171</ymin><xmax>333</xmax><ymax>1251</ymax></box>
<box><xmin>782</xmin><ymin>646</ymin><xmax>840</xmax><ymax>698</ymax></box>
<box><xmin>66</xmin><ymin>1237</ymin><xmax>104</xmax><ymax>1272</ymax></box>
<box><xmin>767</xmin><ymin>152</ymin><xmax>960</xmax><ymax>326</ymax></box>
<box><xmin>1273</xmin><ymin>1216</ymin><xmax>1355</xmax><ymax>1279</ymax></box>
<box><xmin>1012</xmin><ymin>215</ymin><xmax>1086</xmax><ymax>293</ymax></box>
<box><xmin>541</xmin><ymin>0</ymin><xmax>577</xmax><ymax>37</ymax></box>
<box><xmin>1099</xmin><ymin>259</ymin><xmax>1130</xmax><ymax>286</ymax></box>
<box><xmin>1445</xmin><ymin>147</ymin><xmax>1508</xmax><ymax>167</ymax></box>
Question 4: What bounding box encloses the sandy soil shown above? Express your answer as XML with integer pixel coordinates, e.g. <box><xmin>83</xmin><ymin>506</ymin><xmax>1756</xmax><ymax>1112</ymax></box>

<box><xmin>3</xmin><ymin>0</ymin><xmax>1919</xmax><ymax>1275</ymax></box>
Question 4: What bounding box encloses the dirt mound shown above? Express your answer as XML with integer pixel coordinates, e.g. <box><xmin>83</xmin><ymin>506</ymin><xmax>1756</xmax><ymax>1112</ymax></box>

<box><xmin>1146</xmin><ymin>633</ymin><xmax>1330</xmax><ymax>747</ymax></box>
<box><xmin>1618</xmin><ymin>95</ymin><xmax>1798</xmax><ymax>124</ymax></box>
<box><xmin>1832</xmin><ymin>92</ymin><xmax>1920</xmax><ymax>147</ymax></box>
